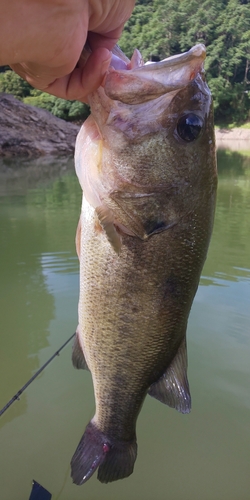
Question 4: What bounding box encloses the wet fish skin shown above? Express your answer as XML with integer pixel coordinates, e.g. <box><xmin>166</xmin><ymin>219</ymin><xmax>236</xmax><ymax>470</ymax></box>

<box><xmin>71</xmin><ymin>44</ymin><xmax>217</xmax><ymax>485</ymax></box>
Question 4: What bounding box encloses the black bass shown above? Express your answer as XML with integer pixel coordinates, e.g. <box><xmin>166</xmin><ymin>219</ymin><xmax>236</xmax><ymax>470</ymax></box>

<box><xmin>71</xmin><ymin>44</ymin><xmax>217</xmax><ymax>485</ymax></box>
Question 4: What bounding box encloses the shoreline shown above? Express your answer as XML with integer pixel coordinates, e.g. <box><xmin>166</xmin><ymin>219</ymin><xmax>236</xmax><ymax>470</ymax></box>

<box><xmin>0</xmin><ymin>90</ymin><xmax>249</xmax><ymax>156</ymax></box>
<box><xmin>215</xmin><ymin>128</ymin><xmax>250</xmax><ymax>152</ymax></box>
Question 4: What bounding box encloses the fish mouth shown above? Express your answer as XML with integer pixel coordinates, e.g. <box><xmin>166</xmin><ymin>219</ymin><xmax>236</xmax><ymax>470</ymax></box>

<box><xmin>104</xmin><ymin>44</ymin><xmax>206</xmax><ymax>105</ymax></box>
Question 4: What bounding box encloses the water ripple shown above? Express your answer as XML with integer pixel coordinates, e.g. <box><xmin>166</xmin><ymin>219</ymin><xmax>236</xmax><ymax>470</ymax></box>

<box><xmin>39</xmin><ymin>252</ymin><xmax>79</xmax><ymax>276</ymax></box>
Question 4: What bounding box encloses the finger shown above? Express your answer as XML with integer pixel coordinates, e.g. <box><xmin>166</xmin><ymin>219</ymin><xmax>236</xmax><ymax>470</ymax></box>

<box><xmin>10</xmin><ymin>48</ymin><xmax>111</xmax><ymax>102</ymax></box>
<box><xmin>10</xmin><ymin>62</ymin><xmax>48</xmax><ymax>88</ymax></box>
<box><xmin>42</xmin><ymin>48</ymin><xmax>112</xmax><ymax>102</ymax></box>
<box><xmin>87</xmin><ymin>28</ymin><xmax>124</xmax><ymax>52</ymax></box>
<box><xmin>10</xmin><ymin>61</ymin><xmax>72</xmax><ymax>91</ymax></box>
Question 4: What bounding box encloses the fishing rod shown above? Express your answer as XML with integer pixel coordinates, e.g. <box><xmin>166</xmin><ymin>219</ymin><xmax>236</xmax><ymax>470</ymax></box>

<box><xmin>0</xmin><ymin>332</ymin><xmax>75</xmax><ymax>417</ymax></box>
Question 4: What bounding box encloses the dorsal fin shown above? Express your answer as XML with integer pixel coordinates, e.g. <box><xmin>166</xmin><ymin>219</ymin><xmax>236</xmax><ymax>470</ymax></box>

<box><xmin>148</xmin><ymin>337</ymin><xmax>191</xmax><ymax>414</ymax></box>
<box><xmin>95</xmin><ymin>206</ymin><xmax>121</xmax><ymax>254</ymax></box>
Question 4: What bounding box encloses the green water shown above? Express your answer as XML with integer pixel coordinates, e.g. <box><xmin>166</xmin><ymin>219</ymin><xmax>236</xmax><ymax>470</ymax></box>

<box><xmin>0</xmin><ymin>151</ymin><xmax>249</xmax><ymax>500</ymax></box>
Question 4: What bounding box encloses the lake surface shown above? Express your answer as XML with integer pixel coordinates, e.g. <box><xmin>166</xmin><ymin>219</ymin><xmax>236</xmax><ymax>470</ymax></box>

<box><xmin>0</xmin><ymin>150</ymin><xmax>250</xmax><ymax>500</ymax></box>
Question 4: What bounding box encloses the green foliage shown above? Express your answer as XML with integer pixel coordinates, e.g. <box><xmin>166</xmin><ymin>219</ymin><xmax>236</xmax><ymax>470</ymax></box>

<box><xmin>0</xmin><ymin>65</ymin><xmax>10</xmax><ymax>73</ymax></box>
<box><xmin>1</xmin><ymin>1</ymin><xmax>250</xmax><ymax>125</ymax></box>
<box><xmin>119</xmin><ymin>0</ymin><xmax>181</xmax><ymax>59</ymax></box>
<box><xmin>0</xmin><ymin>70</ymin><xmax>31</xmax><ymax>99</ymax></box>
<box><xmin>203</xmin><ymin>0</ymin><xmax>250</xmax><ymax>122</ymax></box>
<box><xmin>24</xmin><ymin>92</ymin><xmax>89</xmax><ymax>121</ymax></box>
<box><xmin>119</xmin><ymin>0</ymin><xmax>250</xmax><ymax>125</ymax></box>
<box><xmin>23</xmin><ymin>92</ymin><xmax>55</xmax><ymax>112</ymax></box>
<box><xmin>67</xmin><ymin>100</ymin><xmax>90</xmax><ymax>121</ymax></box>
<box><xmin>0</xmin><ymin>69</ymin><xmax>90</xmax><ymax>122</ymax></box>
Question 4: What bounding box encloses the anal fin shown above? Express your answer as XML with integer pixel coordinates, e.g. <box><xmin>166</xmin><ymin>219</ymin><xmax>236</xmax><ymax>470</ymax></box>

<box><xmin>72</xmin><ymin>326</ymin><xmax>89</xmax><ymax>370</ymax></box>
<box><xmin>148</xmin><ymin>337</ymin><xmax>191</xmax><ymax>414</ymax></box>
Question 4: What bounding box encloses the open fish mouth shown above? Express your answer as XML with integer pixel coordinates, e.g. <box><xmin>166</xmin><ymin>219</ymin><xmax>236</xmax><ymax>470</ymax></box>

<box><xmin>105</xmin><ymin>44</ymin><xmax>206</xmax><ymax>104</ymax></box>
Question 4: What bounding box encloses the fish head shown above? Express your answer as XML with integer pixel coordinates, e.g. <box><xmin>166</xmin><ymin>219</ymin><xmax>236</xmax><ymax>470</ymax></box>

<box><xmin>75</xmin><ymin>44</ymin><xmax>217</xmax><ymax>247</ymax></box>
<box><xmin>79</xmin><ymin>44</ymin><xmax>216</xmax><ymax>192</ymax></box>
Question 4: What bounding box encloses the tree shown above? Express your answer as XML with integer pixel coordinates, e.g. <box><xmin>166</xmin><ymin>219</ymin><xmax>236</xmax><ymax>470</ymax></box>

<box><xmin>0</xmin><ymin>70</ymin><xmax>90</xmax><ymax>122</ymax></box>
<box><xmin>0</xmin><ymin>70</ymin><xmax>31</xmax><ymax>99</ymax></box>
<box><xmin>119</xmin><ymin>0</ymin><xmax>250</xmax><ymax>124</ymax></box>
<box><xmin>1</xmin><ymin>0</ymin><xmax>250</xmax><ymax>124</ymax></box>
<box><xmin>24</xmin><ymin>92</ymin><xmax>89</xmax><ymax>121</ymax></box>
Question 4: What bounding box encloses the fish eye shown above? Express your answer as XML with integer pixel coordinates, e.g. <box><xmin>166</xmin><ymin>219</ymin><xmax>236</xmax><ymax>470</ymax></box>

<box><xmin>176</xmin><ymin>113</ymin><xmax>203</xmax><ymax>142</ymax></box>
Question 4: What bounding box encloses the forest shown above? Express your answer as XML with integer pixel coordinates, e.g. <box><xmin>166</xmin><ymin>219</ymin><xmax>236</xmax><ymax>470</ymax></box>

<box><xmin>0</xmin><ymin>0</ymin><xmax>249</xmax><ymax>125</ymax></box>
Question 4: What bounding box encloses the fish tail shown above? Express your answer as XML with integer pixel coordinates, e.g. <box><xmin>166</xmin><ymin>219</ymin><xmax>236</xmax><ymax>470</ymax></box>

<box><xmin>71</xmin><ymin>421</ymin><xmax>137</xmax><ymax>485</ymax></box>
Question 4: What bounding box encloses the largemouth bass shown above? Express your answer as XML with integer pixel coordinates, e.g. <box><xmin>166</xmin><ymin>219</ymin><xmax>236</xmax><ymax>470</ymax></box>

<box><xmin>71</xmin><ymin>44</ymin><xmax>217</xmax><ymax>485</ymax></box>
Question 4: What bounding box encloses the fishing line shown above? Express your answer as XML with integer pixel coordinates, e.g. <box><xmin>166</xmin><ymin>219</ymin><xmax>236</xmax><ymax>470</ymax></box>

<box><xmin>0</xmin><ymin>332</ymin><xmax>75</xmax><ymax>417</ymax></box>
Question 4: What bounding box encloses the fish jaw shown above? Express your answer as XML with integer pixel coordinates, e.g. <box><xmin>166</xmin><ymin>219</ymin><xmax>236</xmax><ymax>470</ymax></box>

<box><xmin>104</xmin><ymin>44</ymin><xmax>206</xmax><ymax>104</ymax></box>
<box><xmin>75</xmin><ymin>48</ymin><xmax>216</xmax><ymax>246</ymax></box>
<box><xmin>86</xmin><ymin>44</ymin><xmax>213</xmax><ymax>180</ymax></box>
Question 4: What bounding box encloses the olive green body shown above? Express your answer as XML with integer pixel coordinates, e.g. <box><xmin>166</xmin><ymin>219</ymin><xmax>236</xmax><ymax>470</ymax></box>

<box><xmin>72</xmin><ymin>45</ymin><xmax>217</xmax><ymax>484</ymax></box>
<box><xmin>78</xmin><ymin>108</ymin><xmax>217</xmax><ymax>443</ymax></box>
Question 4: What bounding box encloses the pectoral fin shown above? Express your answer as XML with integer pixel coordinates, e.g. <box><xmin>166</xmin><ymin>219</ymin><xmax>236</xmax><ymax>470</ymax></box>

<box><xmin>148</xmin><ymin>337</ymin><xmax>191</xmax><ymax>414</ymax></box>
<box><xmin>72</xmin><ymin>327</ymin><xmax>89</xmax><ymax>370</ymax></box>
<box><xmin>96</xmin><ymin>206</ymin><xmax>122</xmax><ymax>254</ymax></box>
<box><xmin>107</xmin><ymin>190</ymin><xmax>179</xmax><ymax>241</ymax></box>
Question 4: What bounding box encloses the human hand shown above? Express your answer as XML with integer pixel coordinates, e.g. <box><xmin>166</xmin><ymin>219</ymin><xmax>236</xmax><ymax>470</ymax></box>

<box><xmin>0</xmin><ymin>0</ymin><xmax>135</xmax><ymax>102</ymax></box>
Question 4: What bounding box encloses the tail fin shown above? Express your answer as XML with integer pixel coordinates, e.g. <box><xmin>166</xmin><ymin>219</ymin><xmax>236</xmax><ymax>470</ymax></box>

<box><xmin>71</xmin><ymin>421</ymin><xmax>137</xmax><ymax>485</ymax></box>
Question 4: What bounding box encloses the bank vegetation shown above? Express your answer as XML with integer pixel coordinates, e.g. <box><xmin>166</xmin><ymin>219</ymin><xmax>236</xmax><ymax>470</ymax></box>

<box><xmin>0</xmin><ymin>0</ymin><xmax>249</xmax><ymax>126</ymax></box>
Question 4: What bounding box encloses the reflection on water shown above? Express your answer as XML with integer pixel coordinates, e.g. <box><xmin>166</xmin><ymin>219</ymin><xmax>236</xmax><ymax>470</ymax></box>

<box><xmin>0</xmin><ymin>158</ymin><xmax>80</xmax><ymax>427</ymax></box>
<box><xmin>0</xmin><ymin>154</ymin><xmax>250</xmax><ymax>500</ymax></box>
<box><xmin>0</xmin><ymin>156</ymin><xmax>75</xmax><ymax>195</ymax></box>
<box><xmin>217</xmin><ymin>148</ymin><xmax>250</xmax><ymax>176</ymax></box>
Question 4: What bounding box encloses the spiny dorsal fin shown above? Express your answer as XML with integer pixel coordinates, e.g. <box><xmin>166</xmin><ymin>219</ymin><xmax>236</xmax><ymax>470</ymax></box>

<box><xmin>72</xmin><ymin>327</ymin><xmax>89</xmax><ymax>370</ymax></box>
<box><xmin>96</xmin><ymin>206</ymin><xmax>121</xmax><ymax>254</ymax></box>
<box><xmin>148</xmin><ymin>337</ymin><xmax>191</xmax><ymax>414</ymax></box>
